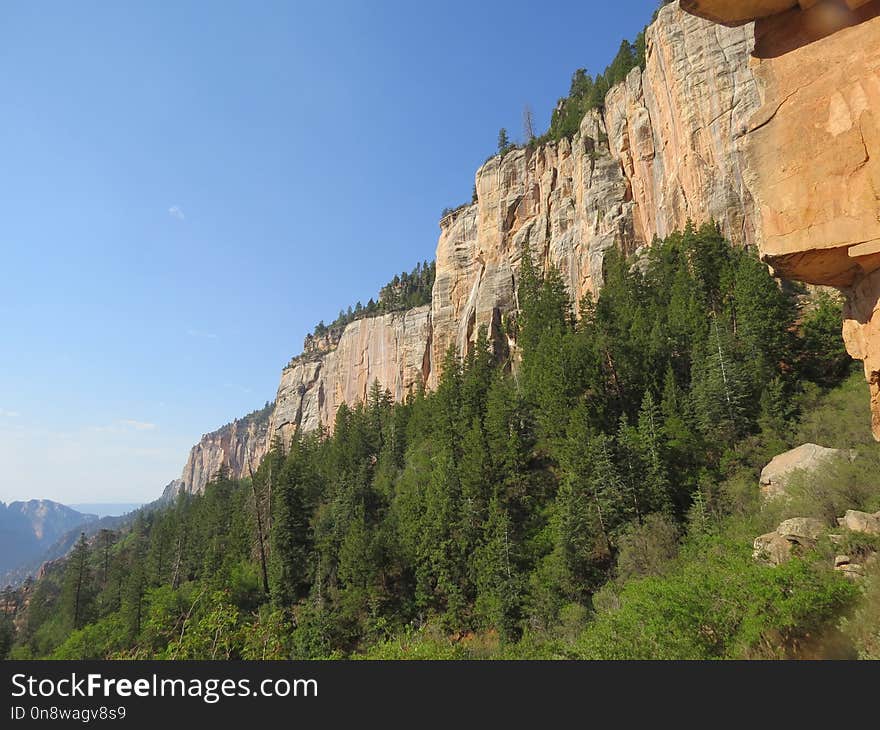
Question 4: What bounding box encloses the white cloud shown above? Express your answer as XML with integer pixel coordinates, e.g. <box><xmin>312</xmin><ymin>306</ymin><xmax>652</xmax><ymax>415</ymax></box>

<box><xmin>168</xmin><ymin>205</ymin><xmax>185</xmax><ymax>221</ymax></box>
<box><xmin>187</xmin><ymin>328</ymin><xmax>219</xmax><ymax>340</ymax></box>
<box><xmin>119</xmin><ymin>419</ymin><xmax>157</xmax><ymax>431</ymax></box>
<box><xmin>0</xmin><ymin>409</ymin><xmax>20</xmax><ymax>418</ymax></box>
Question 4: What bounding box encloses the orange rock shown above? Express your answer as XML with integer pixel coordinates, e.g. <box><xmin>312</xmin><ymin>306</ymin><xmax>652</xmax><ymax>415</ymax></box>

<box><xmin>682</xmin><ymin>0</ymin><xmax>880</xmax><ymax>440</ymax></box>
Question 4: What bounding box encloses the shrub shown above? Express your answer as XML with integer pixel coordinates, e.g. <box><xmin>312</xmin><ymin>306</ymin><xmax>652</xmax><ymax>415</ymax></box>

<box><xmin>841</xmin><ymin>562</ymin><xmax>880</xmax><ymax>659</ymax></box>
<box><xmin>615</xmin><ymin>513</ymin><xmax>680</xmax><ymax>581</ymax></box>
<box><xmin>575</xmin><ymin>534</ymin><xmax>857</xmax><ymax>659</ymax></box>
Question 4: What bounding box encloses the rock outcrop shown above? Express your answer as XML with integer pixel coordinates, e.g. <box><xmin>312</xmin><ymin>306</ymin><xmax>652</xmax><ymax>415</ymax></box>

<box><xmin>175</xmin><ymin>403</ymin><xmax>273</xmax><ymax>494</ymax></box>
<box><xmin>837</xmin><ymin>509</ymin><xmax>880</xmax><ymax>535</ymax></box>
<box><xmin>430</xmin><ymin>111</ymin><xmax>635</xmax><ymax>382</ymax></box>
<box><xmin>604</xmin><ymin>11</ymin><xmax>760</xmax><ymax>247</ymax></box>
<box><xmin>268</xmin><ymin>306</ymin><xmax>432</xmax><ymax>444</ymax></box>
<box><xmin>679</xmin><ymin>0</ymin><xmax>880</xmax><ymax>437</ymax></box>
<box><xmin>754</xmin><ymin>517</ymin><xmax>826</xmax><ymax>565</ymax></box>
<box><xmin>759</xmin><ymin>443</ymin><xmax>849</xmax><ymax>498</ymax></box>
<box><xmin>754</xmin><ymin>507</ymin><xmax>879</xmax><ymax>577</ymax></box>
<box><xmin>430</xmin><ymin>8</ymin><xmax>760</xmax><ymax>384</ymax></box>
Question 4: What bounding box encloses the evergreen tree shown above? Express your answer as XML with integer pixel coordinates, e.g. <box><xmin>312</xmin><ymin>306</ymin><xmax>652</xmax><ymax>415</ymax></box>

<box><xmin>60</xmin><ymin>533</ymin><xmax>93</xmax><ymax>632</ymax></box>
<box><xmin>497</xmin><ymin>127</ymin><xmax>511</xmax><ymax>154</ymax></box>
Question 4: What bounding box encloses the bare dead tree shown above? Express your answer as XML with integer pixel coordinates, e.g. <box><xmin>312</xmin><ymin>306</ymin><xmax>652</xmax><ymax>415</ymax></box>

<box><xmin>523</xmin><ymin>104</ymin><xmax>535</xmax><ymax>142</ymax></box>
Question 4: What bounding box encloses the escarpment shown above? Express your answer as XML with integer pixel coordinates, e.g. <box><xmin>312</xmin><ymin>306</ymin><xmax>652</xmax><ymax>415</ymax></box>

<box><xmin>604</xmin><ymin>9</ymin><xmax>759</xmax><ymax>247</ymax></box>
<box><xmin>430</xmin><ymin>6</ymin><xmax>759</xmax><ymax>385</ymax></box>
<box><xmin>175</xmin><ymin>403</ymin><xmax>273</xmax><ymax>497</ymax></box>
<box><xmin>429</xmin><ymin>110</ymin><xmax>637</xmax><ymax>385</ymax></box>
<box><xmin>171</xmin><ymin>4</ymin><xmax>765</xmax><ymax>494</ymax></box>
<box><xmin>170</xmin><ymin>1</ymin><xmax>880</xmax><ymax>495</ymax></box>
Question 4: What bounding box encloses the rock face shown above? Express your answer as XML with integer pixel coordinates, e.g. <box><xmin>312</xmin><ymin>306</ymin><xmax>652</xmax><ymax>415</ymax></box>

<box><xmin>430</xmin><ymin>112</ymin><xmax>636</xmax><ymax>383</ymax></box>
<box><xmin>268</xmin><ymin>306</ymin><xmax>432</xmax><ymax>444</ymax></box>
<box><xmin>174</xmin><ymin>308</ymin><xmax>432</xmax><ymax>494</ymax></box>
<box><xmin>843</xmin><ymin>270</ymin><xmax>880</xmax><ymax>440</ymax></box>
<box><xmin>176</xmin><ymin>403</ymin><xmax>273</xmax><ymax>494</ymax></box>
<box><xmin>759</xmin><ymin>443</ymin><xmax>848</xmax><ymax>498</ymax></box>
<box><xmin>430</xmin><ymin>9</ymin><xmax>760</xmax><ymax>384</ymax></box>
<box><xmin>679</xmin><ymin>0</ymin><xmax>880</xmax><ymax>437</ymax></box>
<box><xmin>604</xmin><ymin>12</ymin><xmax>760</xmax><ymax>248</ymax></box>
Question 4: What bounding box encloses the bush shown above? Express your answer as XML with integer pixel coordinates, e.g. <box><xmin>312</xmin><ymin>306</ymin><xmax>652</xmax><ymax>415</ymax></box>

<box><xmin>354</xmin><ymin>624</ymin><xmax>469</xmax><ymax>660</ymax></box>
<box><xmin>51</xmin><ymin>614</ymin><xmax>129</xmax><ymax>660</ymax></box>
<box><xmin>575</xmin><ymin>534</ymin><xmax>857</xmax><ymax>659</ymax></box>
<box><xmin>615</xmin><ymin>513</ymin><xmax>680</xmax><ymax>581</ymax></box>
<box><xmin>841</xmin><ymin>562</ymin><xmax>880</xmax><ymax>659</ymax></box>
<box><xmin>782</xmin><ymin>448</ymin><xmax>880</xmax><ymax>525</ymax></box>
<box><xmin>795</xmin><ymin>370</ymin><xmax>875</xmax><ymax>448</ymax></box>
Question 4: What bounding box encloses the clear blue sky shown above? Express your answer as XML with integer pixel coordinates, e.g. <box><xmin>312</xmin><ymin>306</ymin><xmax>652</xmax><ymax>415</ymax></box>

<box><xmin>0</xmin><ymin>0</ymin><xmax>658</xmax><ymax>504</ymax></box>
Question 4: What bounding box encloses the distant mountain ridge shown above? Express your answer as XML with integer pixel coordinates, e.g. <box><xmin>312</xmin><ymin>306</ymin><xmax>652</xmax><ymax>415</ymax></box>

<box><xmin>0</xmin><ymin>500</ymin><xmax>97</xmax><ymax>587</ymax></box>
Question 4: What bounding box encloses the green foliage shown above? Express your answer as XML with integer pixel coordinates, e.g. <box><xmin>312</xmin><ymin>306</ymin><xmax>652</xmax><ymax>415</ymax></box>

<box><xmin>841</xmin><ymin>562</ymin><xmax>880</xmax><ymax>659</ymax></box>
<box><xmin>543</xmin><ymin>30</ymin><xmax>647</xmax><ymax>142</ymax></box>
<box><xmin>795</xmin><ymin>369</ymin><xmax>876</xmax><ymax>448</ymax></box>
<box><xmin>615</xmin><ymin>513</ymin><xmax>680</xmax><ymax>582</ymax></box>
<box><xmin>60</xmin><ymin>533</ymin><xmax>94</xmax><ymax>632</ymax></box>
<box><xmin>308</xmin><ymin>260</ymin><xmax>435</xmax><ymax>344</ymax></box>
<box><xmin>780</xmin><ymin>445</ymin><xmax>880</xmax><ymax>525</ymax></box>
<box><xmin>12</xmin><ymin>222</ymin><xmax>872</xmax><ymax>661</ymax></box>
<box><xmin>576</xmin><ymin>535</ymin><xmax>858</xmax><ymax>659</ymax></box>
<box><xmin>497</xmin><ymin>128</ymin><xmax>513</xmax><ymax>155</ymax></box>
<box><xmin>798</xmin><ymin>292</ymin><xmax>850</xmax><ymax>386</ymax></box>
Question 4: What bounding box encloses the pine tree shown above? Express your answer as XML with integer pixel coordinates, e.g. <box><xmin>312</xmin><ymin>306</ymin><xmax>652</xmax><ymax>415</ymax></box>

<box><xmin>497</xmin><ymin>127</ymin><xmax>510</xmax><ymax>154</ymax></box>
<box><xmin>270</xmin><ymin>439</ymin><xmax>319</xmax><ymax>608</ymax></box>
<box><xmin>60</xmin><ymin>533</ymin><xmax>93</xmax><ymax>631</ymax></box>
<box><xmin>475</xmin><ymin>498</ymin><xmax>521</xmax><ymax>641</ymax></box>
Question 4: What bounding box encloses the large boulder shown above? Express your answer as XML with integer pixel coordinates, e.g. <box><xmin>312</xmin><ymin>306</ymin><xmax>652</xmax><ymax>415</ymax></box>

<box><xmin>754</xmin><ymin>532</ymin><xmax>794</xmax><ymax>565</ymax></box>
<box><xmin>759</xmin><ymin>443</ymin><xmax>847</xmax><ymax>498</ymax></box>
<box><xmin>837</xmin><ymin>510</ymin><xmax>880</xmax><ymax>535</ymax></box>
<box><xmin>754</xmin><ymin>516</ymin><xmax>827</xmax><ymax>565</ymax></box>
<box><xmin>776</xmin><ymin>517</ymin><xmax>826</xmax><ymax>544</ymax></box>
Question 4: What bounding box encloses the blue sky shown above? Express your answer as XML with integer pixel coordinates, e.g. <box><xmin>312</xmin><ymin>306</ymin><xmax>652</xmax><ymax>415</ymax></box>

<box><xmin>0</xmin><ymin>0</ymin><xmax>658</xmax><ymax>504</ymax></box>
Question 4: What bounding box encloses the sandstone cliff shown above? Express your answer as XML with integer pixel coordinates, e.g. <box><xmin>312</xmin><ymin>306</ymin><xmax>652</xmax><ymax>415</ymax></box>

<box><xmin>173</xmin><ymin>403</ymin><xmax>273</xmax><ymax>495</ymax></box>
<box><xmin>268</xmin><ymin>306</ymin><xmax>432</xmax><ymax>444</ymax></box>
<box><xmin>429</xmin><ymin>111</ymin><xmax>635</xmax><ymax>383</ymax></box>
<box><xmin>430</xmin><ymin>7</ymin><xmax>759</xmax><ymax>385</ymax></box>
<box><xmin>170</xmin><ymin>3</ymin><xmax>772</xmax><ymax>494</ymax></box>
